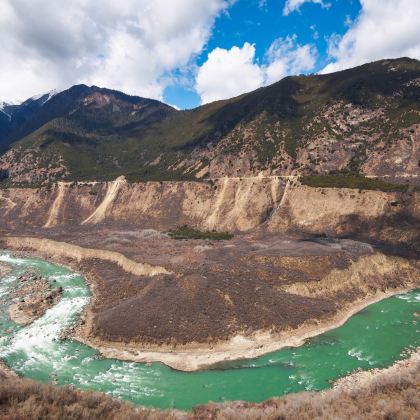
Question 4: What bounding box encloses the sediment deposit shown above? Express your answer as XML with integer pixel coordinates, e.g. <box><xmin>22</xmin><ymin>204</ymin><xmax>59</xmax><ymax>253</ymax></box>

<box><xmin>8</xmin><ymin>274</ymin><xmax>62</xmax><ymax>325</ymax></box>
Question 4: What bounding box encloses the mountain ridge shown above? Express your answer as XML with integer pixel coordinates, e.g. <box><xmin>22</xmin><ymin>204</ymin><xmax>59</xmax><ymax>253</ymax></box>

<box><xmin>0</xmin><ymin>57</ymin><xmax>419</xmax><ymax>185</ymax></box>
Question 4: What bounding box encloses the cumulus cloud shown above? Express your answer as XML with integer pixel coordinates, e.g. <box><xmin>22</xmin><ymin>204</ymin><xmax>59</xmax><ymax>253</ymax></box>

<box><xmin>322</xmin><ymin>0</ymin><xmax>420</xmax><ymax>73</ymax></box>
<box><xmin>195</xmin><ymin>43</ymin><xmax>264</xmax><ymax>104</ymax></box>
<box><xmin>258</xmin><ymin>0</ymin><xmax>268</xmax><ymax>10</ymax></box>
<box><xmin>264</xmin><ymin>35</ymin><xmax>317</xmax><ymax>84</ymax></box>
<box><xmin>0</xmin><ymin>0</ymin><xmax>232</xmax><ymax>103</ymax></box>
<box><xmin>283</xmin><ymin>0</ymin><xmax>330</xmax><ymax>16</ymax></box>
<box><xmin>196</xmin><ymin>36</ymin><xmax>317</xmax><ymax>103</ymax></box>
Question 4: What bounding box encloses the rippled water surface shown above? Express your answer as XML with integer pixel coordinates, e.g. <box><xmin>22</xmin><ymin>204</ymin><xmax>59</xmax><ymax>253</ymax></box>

<box><xmin>0</xmin><ymin>253</ymin><xmax>419</xmax><ymax>410</ymax></box>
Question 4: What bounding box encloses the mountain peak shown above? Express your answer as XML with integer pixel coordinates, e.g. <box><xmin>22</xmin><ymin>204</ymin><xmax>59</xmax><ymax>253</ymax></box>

<box><xmin>27</xmin><ymin>89</ymin><xmax>59</xmax><ymax>104</ymax></box>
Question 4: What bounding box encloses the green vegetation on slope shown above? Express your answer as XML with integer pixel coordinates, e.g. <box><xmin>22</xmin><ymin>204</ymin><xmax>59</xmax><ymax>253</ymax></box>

<box><xmin>169</xmin><ymin>225</ymin><xmax>234</xmax><ymax>240</ymax></box>
<box><xmin>300</xmin><ymin>175</ymin><xmax>410</xmax><ymax>192</ymax></box>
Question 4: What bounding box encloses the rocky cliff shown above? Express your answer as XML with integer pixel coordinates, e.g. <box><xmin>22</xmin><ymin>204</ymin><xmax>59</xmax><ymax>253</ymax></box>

<box><xmin>1</xmin><ymin>177</ymin><xmax>418</xmax><ymax>250</ymax></box>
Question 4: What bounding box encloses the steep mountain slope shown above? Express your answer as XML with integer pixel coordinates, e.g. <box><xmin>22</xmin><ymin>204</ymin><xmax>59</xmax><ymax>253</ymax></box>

<box><xmin>0</xmin><ymin>110</ymin><xmax>11</xmax><ymax>151</ymax></box>
<box><xmin>0</xmin><ymin>92</ymin><xmax>59</xmax><ymax>152</ymax></box>
<box><xmin>0</xmin><ymin>85</ymin><xmax>176</xmax><ymax>183</ymax></box>
<box><xmin>167</xmin><ymin>57</ymin><xmax>420</xmax><ymax>181</ymax></box>
<box><xmin>0</xmin><ymin>57</ymin><xmax>419</xmax><ymax>185</ymax></box>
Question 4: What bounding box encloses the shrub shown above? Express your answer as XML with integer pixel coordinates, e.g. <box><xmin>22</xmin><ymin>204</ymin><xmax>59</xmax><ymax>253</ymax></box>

<box><xmin>168</xmin><ymin>225</ymin><xmax>233</xmax><ymax>240</ymax></box>
<box><xmin>301</xmin><ymin>175</ymin><xmax>410</xmax><ymax>192</ymax></box>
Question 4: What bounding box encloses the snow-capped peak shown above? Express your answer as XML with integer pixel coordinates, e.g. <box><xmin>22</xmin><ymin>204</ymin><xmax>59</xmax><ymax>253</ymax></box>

<box><xmin>0</xmin><ymin>100</ymin><xmax>14</xmax><ymax>110</ymax></box>
<box><xmin>0</xmin><ymin>102</ymin><xmax>12</xmax><ymax>120</ymax></box>
<box><xmin>0</xmin><ymin>89</ymin><xmax>60</xmax><ymax>121</ymax></box>
<box><xmin>28</xmin><ymin>89</ymin><xmax>59</xmax><ymax>105</ymax></box>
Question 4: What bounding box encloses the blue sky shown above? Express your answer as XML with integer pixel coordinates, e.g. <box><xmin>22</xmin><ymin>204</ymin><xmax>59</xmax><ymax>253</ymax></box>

<box><xmin>1</xmin><ymin>0</ymin><xmax>419</xmax><ymax>108</ymax></box>
<box><xmin>204</xmin><ymin>0</ymin><xmax>360</xmax><ymax>69</ymax></box>
<box><xmin>165</xmin><ymin>0</ymin><xmax>362</xmax><ymax>109</ymax></box>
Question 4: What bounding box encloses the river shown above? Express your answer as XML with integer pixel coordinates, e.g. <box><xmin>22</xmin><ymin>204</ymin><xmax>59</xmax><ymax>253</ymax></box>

<box><xmin>0</xmin><ymin>253</ymin><xmax>418</xmax><ymax>411</ymax></box>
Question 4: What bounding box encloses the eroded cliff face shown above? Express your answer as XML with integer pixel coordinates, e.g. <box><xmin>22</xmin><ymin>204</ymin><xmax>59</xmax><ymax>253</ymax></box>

<box><xmin>1</xmin><ymin>177</ymin><xmax>418</xmax><ymax>246</ymax></box>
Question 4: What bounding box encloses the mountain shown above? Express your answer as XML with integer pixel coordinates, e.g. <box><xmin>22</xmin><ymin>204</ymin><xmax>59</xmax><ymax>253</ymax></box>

<box><xmin>0</xmin><ymin>57</ymin><xmax>419</xmax><ymax>185</ymax></box>
<box><xmin>0</xmin><ymin>85</ymin><xmax>176</xmax><ymax>183</ymax></box>
<box><xmin>0</xmin><ymin>91</ymin><xmax>59</xmax><ymax>152</ymax></box>
<box><xmin>0</xmin><ymin>109</ymin><xmax>11</xmax><ymax>149</ymax></box>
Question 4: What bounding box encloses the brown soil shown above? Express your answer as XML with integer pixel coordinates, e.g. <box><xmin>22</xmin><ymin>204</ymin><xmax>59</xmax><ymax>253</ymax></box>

<box><xmin>0</xmin><ymin>360</ymin><xmax>17</xmax><ymax>379</ymax></box>
<box><xmin>69</xmin><ymin>286</ymin><xmax>413</xmax><ymax>371</ymax></box>
<box><xmin>1</xmin><ymin>180</ymin><xmax>418</xmax><ymax>256</ymax></box>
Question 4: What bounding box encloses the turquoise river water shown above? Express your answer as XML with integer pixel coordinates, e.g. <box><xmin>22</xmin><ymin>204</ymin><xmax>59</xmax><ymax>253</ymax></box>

<box><xmin>0</xmin><ymin>253</ymin><xmax>418</xmax><ymax>411</ymax></box>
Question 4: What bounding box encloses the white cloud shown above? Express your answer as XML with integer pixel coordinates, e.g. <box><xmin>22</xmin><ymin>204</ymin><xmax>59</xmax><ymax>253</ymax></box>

<box><xmin>264</xmin><ymin>35</ymin><xmax>317</xmax><ymax>84</ymax></box>
<box><xmin>195</xmin><ymin>36</ymin><xmax>317</xmax><ymax>104</ymax></box>
<box><xmin>310</xmin><ymin>24</ymin><xmax>319</xmax><ymax>40</ymax></box>
<box><xmin>0</xmin><ymin>0</ymin><xmax>233</xmax><ymax>103</ymax></box>
<box><xmin>258</xmin><ymin>0</ymin><xmax>268</xmax><ymax>10</ymax></box>
<box><xmin>195</xmin><ymin>43</ymin><xmax>264</xmax><ymax>104</ymax></box>
<box><xmin>322</xmin><ymin>0</ymin><xmax>420</xmax><ymax>73</ymax></box>
<box><xmin>283</xmin><ymin>0</ymin><xmax>330</xmax><ymax>16</ymax></box>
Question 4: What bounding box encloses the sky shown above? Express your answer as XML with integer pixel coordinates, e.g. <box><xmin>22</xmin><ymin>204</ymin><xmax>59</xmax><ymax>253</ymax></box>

<box><xmin>0</xmin><ymin>0</ymin><xmax>420</xmax><ymax>109</ymax></box>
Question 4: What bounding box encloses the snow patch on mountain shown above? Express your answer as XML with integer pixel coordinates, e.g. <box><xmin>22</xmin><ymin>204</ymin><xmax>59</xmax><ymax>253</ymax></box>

<box><xmin>0</xmin><ymin>103</ymin><xmax>11</xmax><ymax>120</ymax></box>
<box><xmin>29</xmin><ymin>89</ymin><xmax>59</xmax><ymax>104</ymax></box>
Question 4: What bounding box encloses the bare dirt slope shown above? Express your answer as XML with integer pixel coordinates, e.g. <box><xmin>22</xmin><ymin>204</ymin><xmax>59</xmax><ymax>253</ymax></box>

<box><xmin>1</xmin><ymin>177</ymin><xmax>418</xmax><ymax>251</ymax></box>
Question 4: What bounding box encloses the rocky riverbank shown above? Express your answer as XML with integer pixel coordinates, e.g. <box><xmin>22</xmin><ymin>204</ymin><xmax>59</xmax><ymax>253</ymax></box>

<box><xmin>190</xmin><ymin>350</ymin><xmax>420</xmax><ymax>419</ymax></box>
<box><xmin>8</xmin><ymin>271</ymin><xmax>62</xmax><ymax>326</ymax></box>
<box><xmin>69</xmin><ymin>284</ymin><xmax>417</xmax><ymax>371</ymax></box>
<box><xmin>0</xmin><ymin>360</ymin><xmax>17</xmax><ymax>379</ymax></box>
<box><xmin>0</xmin><ymin>262</ymin><xmax>11</xmax><ymax>278</ymax></box>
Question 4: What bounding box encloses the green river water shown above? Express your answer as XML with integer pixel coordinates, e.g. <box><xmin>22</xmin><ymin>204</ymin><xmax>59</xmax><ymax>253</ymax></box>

<box><xmin>0</xmin><ymin>253</ymin><xmax>418</xmax><ymax>411</ymax></box>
